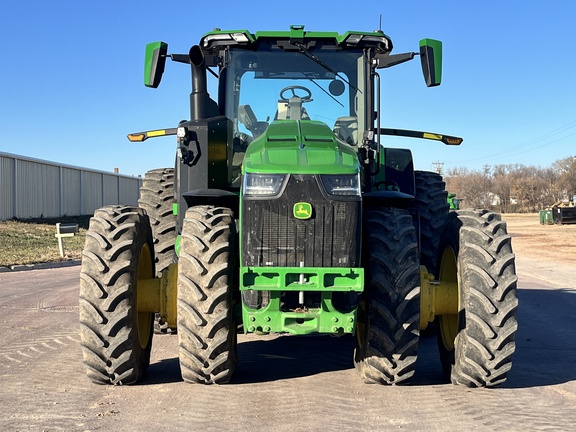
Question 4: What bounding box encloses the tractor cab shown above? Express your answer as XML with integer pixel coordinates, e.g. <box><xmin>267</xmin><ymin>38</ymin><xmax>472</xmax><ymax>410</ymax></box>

<box><xmin>135</xmin><ymin>26</ymin><xmax>450</xmax><ymax>204</ymax></box>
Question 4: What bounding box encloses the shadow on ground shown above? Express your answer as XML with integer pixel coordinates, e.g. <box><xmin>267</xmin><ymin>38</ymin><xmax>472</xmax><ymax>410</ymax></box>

<box><xmin>142</xmin><ymin>287</ymin><xmax>576</xmax><ymax>388</ymax></box>
<box><xmin>142</xmin><ymin>333</ymin><xmax>447</xmax><ymax>386</ymax></box>
<box><xmin>504</xmin><ymin>287</ymin><xmax>576</xmax><ymax>388</ymax></box>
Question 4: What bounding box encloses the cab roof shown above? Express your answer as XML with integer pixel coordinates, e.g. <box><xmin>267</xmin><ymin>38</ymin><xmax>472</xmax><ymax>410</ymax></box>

<box><xmin>200</xmin><ymin>24</ymin><xmax>393</xmax><ymax>54</ymax></box>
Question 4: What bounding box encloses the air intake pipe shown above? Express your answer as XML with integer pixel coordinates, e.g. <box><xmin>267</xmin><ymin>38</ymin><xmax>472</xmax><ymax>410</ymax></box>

<box><xmin>189</xmin><ymin>45</ymin><xmax>209</xmax><ymax>120</ymax></box>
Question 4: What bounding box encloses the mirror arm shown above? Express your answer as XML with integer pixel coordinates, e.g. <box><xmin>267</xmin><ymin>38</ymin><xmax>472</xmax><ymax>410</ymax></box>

<box><xmin>170</xmin><ymin>54</ymin><xmax>190</xmax><ymax>64</ymax></box>
<box><xmin>376</xmin><ymin>52</ymin><xmax>416</xmax><ymax>69</ymax></box>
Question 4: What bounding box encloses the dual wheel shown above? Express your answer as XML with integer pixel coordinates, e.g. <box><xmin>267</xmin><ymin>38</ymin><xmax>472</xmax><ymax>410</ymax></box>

<box><xmin>355</xmin><ymin>206</ymin><xmax>518</xmax><ymax>387</ymax></box>
<box><xmin>79</xmin><ymin>202</ymin><xmax>237</xmax><ymax>385</ymax></box>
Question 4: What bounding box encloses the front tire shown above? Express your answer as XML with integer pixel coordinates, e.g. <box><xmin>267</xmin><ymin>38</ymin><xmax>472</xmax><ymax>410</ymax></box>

<box><xmin>436</xmin><ymin>209</ymin><xmax>518</xmax><ymax>387</ymax></box>
<box><xmin>177</xmin><ymin>206</ymin><xmax>237</xmax><ymax>384</ymax></box>
<box><xmin>354</xmin><ymin>208</ymin><xmax>421</xmax><ymax>384</ymax></box>
<box><xmin>79</xmin><ymin>206</ymin><xmax>155</xmax><ymax>385</ymax></box>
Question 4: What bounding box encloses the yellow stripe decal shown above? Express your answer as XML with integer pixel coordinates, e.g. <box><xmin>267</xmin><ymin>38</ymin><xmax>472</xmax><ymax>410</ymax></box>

<box><xmin>147</xmin><ymin>130</ymin><xmax>166</xmax><ymax>137</ymax></box>
<box><xmin>423</xmin><ymin>133</ymin><xmax>443</xmax><ymax>141</ymax></box>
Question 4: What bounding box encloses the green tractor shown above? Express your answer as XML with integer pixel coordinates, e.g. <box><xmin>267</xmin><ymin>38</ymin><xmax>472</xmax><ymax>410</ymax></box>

<box><xmin>447</xmin><ymin>193</ymin><xmax>462</xmax><ymax>210</ymax></box>
<box><xmin>79</xmin><ymin>26</ymin><xmax>518</xmax><ymax>387</ymax></box>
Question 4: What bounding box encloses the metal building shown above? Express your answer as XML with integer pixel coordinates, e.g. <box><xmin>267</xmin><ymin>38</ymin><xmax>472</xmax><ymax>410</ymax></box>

<box><xmin>0</xmin><ymin>152</ymin><xmax>142</xmax><ymax>220</ymax></box>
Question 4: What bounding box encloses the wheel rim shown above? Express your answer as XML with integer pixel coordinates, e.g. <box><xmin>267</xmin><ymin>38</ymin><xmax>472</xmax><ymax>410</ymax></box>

<box><xmin>438</xmin><ymin>247</ymin><xmax>459</xmax><ymax>351</ymax></box>
<box><xmin>137</xmin><ymin>243</ymin><xmax>154</xmax><ymax>348</ymax></box>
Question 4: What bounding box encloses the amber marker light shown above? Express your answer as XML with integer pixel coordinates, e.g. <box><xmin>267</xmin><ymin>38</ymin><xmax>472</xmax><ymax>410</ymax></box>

<box><xmin>127</xmin><ymin>133</ymin><xmax>146</xmax><ymax>142</ymax></box>
<box><xmin>443</xmin><ymin>136</ymin><xmax>463</xmax><ymax>145</ymax></box>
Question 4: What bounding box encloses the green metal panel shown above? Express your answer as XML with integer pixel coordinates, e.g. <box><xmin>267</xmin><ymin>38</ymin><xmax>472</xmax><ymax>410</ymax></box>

<box><xmin>239</xmin><ymin>266</ymin><xmax>363</xmax><ymax>335</ymax></box>
<box><xmin>242</xmin><ymin>120</ymin><xmax>359</xmax><ymax>175</ymax></box>
<box><xmin>241</xmin><ymin>266</ymin><xmax>364</xmax><ymax>291</ymax></box>
<box><xmin>254</xmin><ymin>29</ymin><xmax>341</xmax><ymax>41</ymax></box>
<box><xmin>144</xmin><ymin>41</ymin><xmax>167</xmax><ymax>88</ymax></box>
<box><xmin>242</xmin><ymin>295</ymin><xmax>358</xmax><ymax>335</ymax></box>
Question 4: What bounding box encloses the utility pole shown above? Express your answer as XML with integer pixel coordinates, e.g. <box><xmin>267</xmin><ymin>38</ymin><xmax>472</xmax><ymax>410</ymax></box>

<box><xmin>432</xmin><ymin>161</ymin><xmax>444</xmax><ymax>175</ymax></box>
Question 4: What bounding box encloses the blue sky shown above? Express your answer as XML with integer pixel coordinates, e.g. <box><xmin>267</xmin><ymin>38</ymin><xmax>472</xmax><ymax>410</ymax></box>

<box><xmin>1</xmin><ymin>1</ymin><xmax>575</xmax><ymax>177</ymax></box>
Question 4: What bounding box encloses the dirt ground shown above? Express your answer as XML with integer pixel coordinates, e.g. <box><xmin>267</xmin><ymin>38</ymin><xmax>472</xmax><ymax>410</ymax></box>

<box><xmin>502</xmin><ymin>213</ymin><xmax>574</xmax><ymax>266</ymax></box>
<box><xmin>0</xmin><ymin>211</ymin><xmax>575</xmax><ymax>431</ymax></box>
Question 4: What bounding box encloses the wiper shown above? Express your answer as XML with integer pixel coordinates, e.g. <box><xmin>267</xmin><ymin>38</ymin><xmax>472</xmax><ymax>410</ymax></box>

<box><xmin>303</xmin><ymin>72</ymin><xmax>344</xmax><ymax>107</ymax></box>
<box><xmin>292</xmin><ymin>42</ymin><xmax>359</xmax><ymax>93</ymax></box>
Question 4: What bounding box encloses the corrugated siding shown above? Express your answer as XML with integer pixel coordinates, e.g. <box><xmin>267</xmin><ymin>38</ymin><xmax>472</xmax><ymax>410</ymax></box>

<box><xmin>81</xmin><ymin>171</ymin><xmax>104</xmax><ymax>215</ymax></box>
<box><xmin>103</xmin><ymin>174</ymin><xmax>119</xmax><ymax>205</ymax></box>
<box><xmin>61</xmin><ymin>168</ymin><xmax>81</xmax><ymax>216</ymax></box>
<box><xmin>119</xmin><ymin>177</ymin><xmax>140</xmax><ymax>204</ymax></box>
<box><xmin>0</xmin><ymin>156</ymin><xmax>15</xmax><ymax>220</ymax></box>
<box><xmin>17</xmin><ymin>160</ymin><xmax>61</xmax><ymax>218</ymax></box>
<box><xmin>0</xmin><ymin>152</ymin><xmax>142</xmax><ymax>220</ymax></box>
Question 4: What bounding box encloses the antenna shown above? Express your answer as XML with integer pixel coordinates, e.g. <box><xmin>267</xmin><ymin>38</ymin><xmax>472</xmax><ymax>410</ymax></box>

<box><xmin>379</xmin><ymin>14</ymin><xmax>382</xmax><ymax>32</ymax></box>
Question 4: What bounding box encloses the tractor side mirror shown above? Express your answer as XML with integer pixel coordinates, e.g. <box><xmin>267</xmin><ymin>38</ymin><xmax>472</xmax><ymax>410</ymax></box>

<box><xmin>144</xmin><ymin>41</ymin><xmax>168</xmax><ymax>88</ymax></box>
<box><xmin>419</xmin><ymin>39</ymin><xmax>442</xmax><ymax>87</ymax></box>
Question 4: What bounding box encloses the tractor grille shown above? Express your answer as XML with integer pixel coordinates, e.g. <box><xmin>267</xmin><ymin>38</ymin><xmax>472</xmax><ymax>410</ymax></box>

<box><xmin>241</xmin><ymin>175</ymin><xmax>361</xmax><ymax>267</ymax></box>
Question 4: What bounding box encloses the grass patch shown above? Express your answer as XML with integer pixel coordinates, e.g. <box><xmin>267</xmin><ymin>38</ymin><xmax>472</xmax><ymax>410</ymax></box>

<box><xmin>0</xmin><ymin>215</ymin><xmax>91</xmax><ymax>267</ymax></box>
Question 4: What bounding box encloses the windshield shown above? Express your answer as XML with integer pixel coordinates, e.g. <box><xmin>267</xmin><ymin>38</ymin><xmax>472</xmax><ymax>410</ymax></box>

<box><xmin>224</xmin><ymin>48</ymin><xmax>367</xmax><ymax>147</ymax></box>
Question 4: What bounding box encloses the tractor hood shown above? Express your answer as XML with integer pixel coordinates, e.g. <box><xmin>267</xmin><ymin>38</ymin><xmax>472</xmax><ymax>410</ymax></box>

<box><xmin>242</xmin><ymin>120</ymin><xmax>359</xmax><ymax>175</ymax></box>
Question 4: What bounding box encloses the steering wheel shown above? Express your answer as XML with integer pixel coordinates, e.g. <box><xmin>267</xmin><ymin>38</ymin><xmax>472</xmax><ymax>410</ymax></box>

<box><xmin>279</xmin><ymin>86</ymin><xmax>313</xmax><ymax>102</ymax></box>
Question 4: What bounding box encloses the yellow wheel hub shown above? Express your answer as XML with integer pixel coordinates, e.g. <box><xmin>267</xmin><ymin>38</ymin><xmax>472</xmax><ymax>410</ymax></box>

<box><xmin>437</xmin><ymin>247</ymin><xmax>459</xmax><ymax>351</ymax></box>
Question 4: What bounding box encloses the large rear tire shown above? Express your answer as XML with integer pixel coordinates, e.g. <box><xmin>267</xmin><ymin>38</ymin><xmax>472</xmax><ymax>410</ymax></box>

<box><xmin>138</xmin><ymin>168</ymin><xmax>177</xmax><ymax>333</ymax></box>
<box><xmin>177</xmin><ymin>206</ymin><xmax>237</xmax><ymax>384</ymax></box>
<box><xmin>354</xmin><ymin>208</ymin><xmax>421</xmax><ymax>384</ymax></box>
<box><xmin>436</xmin><ymin>209</ymin><xmax>518</xmax><ymax>387</ymax></box>
<box><xmin>79</xmin><ymin>206</ymin><xmax>155</xmax><ymax>385</ymax></box>
<box><xmin>410</xmin><ymin>170</ymin><xmax>449</xmax><ymax>274</ymax></box>
<box><xmin>138</xmin><ymin>168</ymin><xmax>176</xmax><ymax>277</ymax></box>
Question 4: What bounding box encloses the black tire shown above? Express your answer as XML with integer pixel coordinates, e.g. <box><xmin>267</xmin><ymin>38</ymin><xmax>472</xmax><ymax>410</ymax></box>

<box><xmin>138</xmin><ymin>168</ymin><xmax>177</xmax><ymax>277</ymax></box>
<box><xmin>410</xmin><ymin>171</ymin><xmax>449</xmax><ymax>274</ymax></box>
<box><xmin>79</xmin><ymin>206</ymin><xmax>155</xmax><ymax>385</ymax></box>
<box><xmin>436</xmin><ymin>209</ymin><xmax>518</xmax><ymax>387</ymax></box>
<box><xmin>177</xmin><ymin>206</ymin><xmax>237</xmax><ymax>384</ymax></box>
<box><xmin>139</xmin><ymin>168</ymin><xmax>177</xmax><ymax>334</ymax></box>
<box><xmin>354</xmin><ymin>208</ymin><xmax>421</xmax><ymax>384</ymax></box>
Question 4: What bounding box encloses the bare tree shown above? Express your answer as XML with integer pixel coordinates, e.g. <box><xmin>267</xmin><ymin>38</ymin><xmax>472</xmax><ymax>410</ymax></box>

<box><xmin>444</xmin><ymin>167</ymin><xmax>469</xmax><ymax>197</ymax></box>
<box><xmin>540</xmin><ymin>167</ymin><xmax>563</xmax><ymax>205</ymax></box>
<box><xmin>442</xmin><ymin>155</ymin><xmax>575</xmax><ymax>212</ymax></box>
<box><xmin>552</xmin><ymin>156</ymin><xmax>576</xmax><ymax>201</ymax></box>
<box><xmin>492</xmin><ymin>164</ymin><xmax>515</xmax><ymax>213</ymax></box>
<box><xmin>445</xmin><ymin>167</ymin><xmax>492</xmax><ymax>209</ymax></box>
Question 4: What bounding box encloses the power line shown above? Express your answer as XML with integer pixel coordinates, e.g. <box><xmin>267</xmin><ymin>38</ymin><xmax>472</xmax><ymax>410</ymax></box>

<box><xmin>447</xmin><ymin>119</ymin><xmax>576</xmax><ymax>165</ymax></box>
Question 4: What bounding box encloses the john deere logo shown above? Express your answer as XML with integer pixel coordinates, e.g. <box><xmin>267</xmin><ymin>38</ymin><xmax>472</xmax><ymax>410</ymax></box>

<box><xmin>293</xmin><ymin>202</ymin><xmax>312</xmax><ymax>220</ymax></box>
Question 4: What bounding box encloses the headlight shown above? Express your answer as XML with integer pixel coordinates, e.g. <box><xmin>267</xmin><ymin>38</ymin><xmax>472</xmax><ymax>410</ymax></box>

<box><xmin>202</xmin><ymin>32</ymin><xmax>251</xmax><ymax>48</ymax></box>
<box><xmin>243</xmin><ymin>173</ymin><xmax>287</xmax><ymax>197</ymax></box>
<box><xmin>320</xmin><ymin>174</ymin><xmax>361</xmax><ymax>196</ymax></box>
